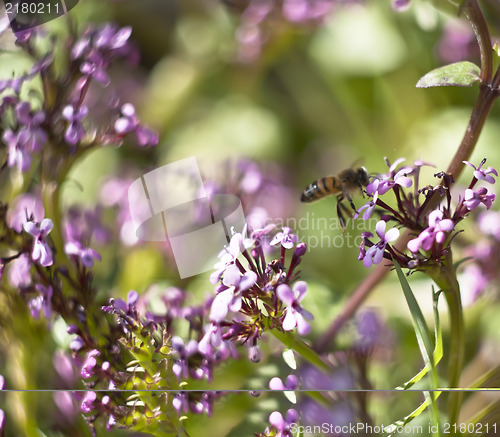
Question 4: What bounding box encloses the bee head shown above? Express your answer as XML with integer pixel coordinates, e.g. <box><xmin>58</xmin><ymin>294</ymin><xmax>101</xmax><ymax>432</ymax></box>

<box><xmin>357</xmin><ymin>167</ymin><xmax>370</xmax><ymax>187</ymax></box>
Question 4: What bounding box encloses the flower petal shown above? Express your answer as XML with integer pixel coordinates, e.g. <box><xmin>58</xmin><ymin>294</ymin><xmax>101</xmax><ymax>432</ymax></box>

<box><xmin>375</xmin><ymin>220</ymin><xmax>387</xmax><ymax>239</ymax></box>
<box><xmin>282</xmin><ymin>308</ymin><xmax>297</xmax><ymax>331</ymax></box>
<box><xmin>209</xmin><ymin>289</ymin><xmax>233</xmax><ymax>322</ymax></box>
<box><xmin>269</xmin><ymin>377</ymin><xmax>286</xmax><ymax>391</ymax></box>
<box><xmin>438</xmin><ymin>219</ymin><xmax>454</xmax><ymax>232</ymax></box>
<box><xmin>407</xmin><ymin>238</ymin><xmax>422</xmax><ymax>253</ymax></box>
<box><xmin>292</xmin><ymin>281</ymin><xmax>308</xmax><ymax>301</ymax></box>
<box><xmin>277</xmin><ymin>284</ymin><xmax>294</xmax><ymax>307</ymax></box>
<box><xmin>385</xmin><ymin>227</ymin><xmax>400</xmax><ymax>242</ymax></box>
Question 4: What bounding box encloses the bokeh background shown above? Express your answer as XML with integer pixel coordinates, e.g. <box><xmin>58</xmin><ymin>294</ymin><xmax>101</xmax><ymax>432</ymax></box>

<box><xmin>1</xmin><ymin>0</ymin><xmax>500</xmax><ymax>435</ymax></box>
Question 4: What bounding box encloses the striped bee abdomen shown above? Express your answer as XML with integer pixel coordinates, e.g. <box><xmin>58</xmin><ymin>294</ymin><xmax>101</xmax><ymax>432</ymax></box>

<box><xmin>300</xmin><ymin>177</ymin><xmax>339</xmax><ymax>203</ymax></box>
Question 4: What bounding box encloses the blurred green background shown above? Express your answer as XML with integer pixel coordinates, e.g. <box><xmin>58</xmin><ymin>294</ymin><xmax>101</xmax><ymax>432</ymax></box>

<box><xmin>2</xmin><ymin>0</ymin><xmax>500</xmax><ymax>435</ymax></box>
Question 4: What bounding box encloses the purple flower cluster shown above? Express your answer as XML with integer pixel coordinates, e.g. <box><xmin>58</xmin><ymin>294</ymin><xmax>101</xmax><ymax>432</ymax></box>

<box><xmin>70</xmin><ymin>224</ymin><xmax>310</xmax><ymax>428</ymax></box>
<box><xmin>356</xmin><ymin>158</ymin><xmax>497</xmax><ymax>270</ymax></box>
<box><xmin>63</xmin><ymin>207</ymin><xmax>107</xmax><ymax>268</ymax></box>
<box><xmin>2</xmin><ymin>101</ymin><xmax>47</xmax><ymax>172</ymax></box>
<box><xmin>0</xmin><ymin>22</ymin><xmax>157</xmax><ymax>176</ymax></box>
<box><xmin>204</xmin><ymin>225</ymin><xmax>312</xmax><ymax>358</ymax></box>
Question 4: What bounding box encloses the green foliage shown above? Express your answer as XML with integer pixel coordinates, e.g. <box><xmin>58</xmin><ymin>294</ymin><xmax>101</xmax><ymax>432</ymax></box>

<box><xmin>416</xmin><ymin>61</ymin><xmax>481</xmax><ymax>88</ymax></box>
<box><xmin>390</xmin><ymin>261</ymin><xmax>442</xmax><ymax>433</ymax></box>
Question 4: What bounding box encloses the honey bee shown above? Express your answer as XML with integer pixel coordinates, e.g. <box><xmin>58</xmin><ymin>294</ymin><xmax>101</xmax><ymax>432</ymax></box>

<box><xmin>301</xmin><ymin>167</ymin><xmax>370</xmax><ymax>230</ymax></box>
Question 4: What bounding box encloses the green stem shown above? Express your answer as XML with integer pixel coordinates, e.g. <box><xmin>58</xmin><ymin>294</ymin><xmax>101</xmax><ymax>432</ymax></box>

<box><xmin>461</xmin><ymin>0</ymin><xmax>493</xmax><ymax>83</ymax></box>
<box><xmin>443</xmin><ymin>282</ymin><xmax>464</xmax><ymax>424</ymax></box>
<box><xmin>429</xmin><ymin>253</ymin><xmax>464</xmax><ymax>424</ymax></box>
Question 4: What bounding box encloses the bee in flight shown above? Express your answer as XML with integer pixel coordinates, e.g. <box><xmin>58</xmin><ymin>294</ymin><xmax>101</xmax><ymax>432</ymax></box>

<box><xmin>301</xmin><ymin>167</ymin><xmax>370</xmax><ymax>230</ymax></box>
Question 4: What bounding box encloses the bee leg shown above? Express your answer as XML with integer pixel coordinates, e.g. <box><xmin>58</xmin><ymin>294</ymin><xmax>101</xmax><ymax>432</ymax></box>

<box><xmin>336</xmin><ymin>200</ymin><xmax>346</xmax><ymax>230</ymax></box>
<box><xmin>336</xmin><ymin>194</ymin><xmax>353</xmax><ymax>230</ymax></box>
<box><xmin>345</xmin><ymin>193</ymin><xmax>357</xmax><ymax>212</ymax></box>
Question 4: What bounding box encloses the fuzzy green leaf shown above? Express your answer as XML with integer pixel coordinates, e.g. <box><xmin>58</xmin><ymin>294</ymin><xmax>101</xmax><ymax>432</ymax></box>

<box><xmin>416</xmin><ymin>61</ymin><xmax>481</xmax><ymax>88</ymax></box>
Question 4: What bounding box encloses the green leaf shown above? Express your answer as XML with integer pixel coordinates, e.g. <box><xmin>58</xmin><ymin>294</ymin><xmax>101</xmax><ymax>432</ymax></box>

<box><xmin>391</xmin><ymin>261</ymin><xmax>441</xmax><ymax>434</ymax></box>
<box><xmin>416</xmin><ymin>61</ymin><xmax>481</xmax><ymax>88</ymax></box>
<box><xmin>386</xmin><ymin>391</ymin><xmax>443</xmax><ymax>436</ymax></box>
<box><xmin>393</xmin><ymin>261</ymin><xmax>434</xmax><ymax>368</ymax></box>
<box><xmin>396</xmin><ymin>288</ymin><xmax>443</xmax><ymax>390</ymax></box>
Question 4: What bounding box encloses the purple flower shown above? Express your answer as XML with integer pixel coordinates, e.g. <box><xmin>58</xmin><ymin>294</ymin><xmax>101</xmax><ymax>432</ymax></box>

<box><xmin>6</xmin><ymin>193</ymin><xmax>44</xmax><ymax>233</ymax></box>
<box><xmin>355</xmin><ymin>191</ymin><xmax>378</xmax><ymax>220</ymax></box>
<box><xmin>268</xmin><ymin>409</ymin><xmax>299</xmax><ymax>437</ymax></box>
<box><xmin>106</xmin><ymin>414</ymin><xmax>117</xmax><ymax>431</ymax></box>
<box><xmin>209</xmin><ymin>265</ymin><xmax>257</xmax><ymax>322</ymax></box>
<box><xmin>464</xmin><ymin>188</ymin><xmax>495</xmax><ymax>210</ymax></box>
<box><xmin>7</xmin><ymin>254</ymin><xmax>32</xmax><ymax>288</ymax></box>
<box><xmin>14</xmin><ymin>102</ymin><xmax>47</xmax><ymax>152</ymax></box>
<box><xmin>64</xmin><ymin>206</ymin><xmax>109</xmax><ymax>245</ymax></box>
<box><xmin>113</xmin><ymin>103</ymin><xmax>158</xmax><ymax>146</ymax></box>
<box><xmin>64</xmin><ymin>241</ymin><xmax>101</xmax><ymax>268</ymax></box>
<box><xmin>69</xmin><ymin>336</ymin><xmax>85</xmax><ymax>352</ymax></box>
<box><xmin>210</xmin><ymin>226</ymin><xmax>254</xmax><ymax>284</ymax></box>
<box><xmin>80</xmin><ymin>52</ymin><xmax>111</xmax><ymax>85</ymax></box>
<box><xmin>198</xmin><ymin>322</ymin><xmax>236</xmax><ymax>365</ymax></box>
<box><xmin>102</xmin><ymin>290</ymin><xmax>139</xmax><ymax>315</ymax></box>
<box><xmin>3</xmin><ymin>129</ymin><xmax>32</xmax><ymax>172</ymax></box>
<box><xmin>2</xmin><ymin>103</ymin><xmax>47</xmax><ymax>171</ymax></box>
<box><xmin>28</xmin><ymin>284</ymin><xmax>53</xmax><ymax>319</ymax></box>
<box><xmin>94</xmin><ymin>24</ymin><xmax>132</xmax><ymax>51</ymax></box>
<box><xmin>173</xmin><ymin>393</ymin><xmax>189</xmax><ymax>416</ymax></box>
<box><xmin>367</xmin><ymin>158</ymin><xmax>412</xmax><ymax>196</ymax></box>
<box><xmin>114</xmin><ymin>103</ymin><xmax>138</xmax><ymax>134</ymax></box>
<box><xmin>464</xmin><ymin>160</ymin><xmax>498</xmax><ymax>184</ymax></box>
<box><xmin>62</xmin><ymin>104</ymin><xmax>88</xmax><ymax>145</ymax></box>
<box><xmin>276</xmin><ymin>281</ymin><xmax>314</xmax><ymax>335</ymax></box>
<box><xmin>81</xmin><ymin>350</ymin><xmax>100</xmax><ymax>379</ymax></box>
<box><xmin>407</xmin><ymin>210</ymin><xmax>454</xmax><ymax>253</ymax></box>
<box><xmin>81</xmin><ymin>391</ymin><xmax>97</xmax><ymax>413</ymax></box>
<box><xmin>209</xmin><ymin>286</ymin><xmax>242</xmax><ymax>323</ymax></box>
<box><xmin>23</xmin><ymin>218</ymin><xmax>54</xmax><ymax>267</ymax></box>
<box><xmin>171</xmin><ymin>337</ymin><xmax>200</xmax><ymax>380</ymax></box>
<box><xmin>269</xmin><ymin>374</ymin><xmax>299</xmax><ymax>391</ymax></box>
<box><xmin>359</xmin><ymin>221</ymin><xmax>399</xmax><ymax>268</ymax></box>
<box><xmin>270</xmin><ymin>227</ymin><xmax>298</xmax><ymax>249</ymax></box>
